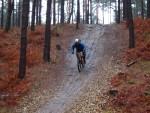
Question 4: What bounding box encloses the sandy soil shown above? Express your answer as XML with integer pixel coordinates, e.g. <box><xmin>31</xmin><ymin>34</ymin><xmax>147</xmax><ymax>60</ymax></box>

<box><xmin>65</xmin><ymin>24</ymin><xmax>128</xmax><ymax>113</ymax></box>
<box><xmin>36</xmin><ymin>24</ymin><xmax>128</xmax><ymax>113</ymax></box>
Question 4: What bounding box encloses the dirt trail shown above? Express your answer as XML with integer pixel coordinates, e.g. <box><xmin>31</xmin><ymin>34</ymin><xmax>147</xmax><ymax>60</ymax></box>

<box><xmin>36</xmin><ymin>25</ymin><xmax>105</xmax><ymax>113</ymax></box>
<box><xmin>35</xmin><ymin>24</ymin><xmax>128</xmax><ymax>113</ymax></box>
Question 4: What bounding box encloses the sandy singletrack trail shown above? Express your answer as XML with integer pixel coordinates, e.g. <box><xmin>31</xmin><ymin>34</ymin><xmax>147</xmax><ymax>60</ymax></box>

<box><xmin>35</xmin><ymin>23</ymin><xmax>127</xmax><ymax>113</ymax></box>
<box><xmin>36</xmin><ymin>24</ymin><xmax>106</xmax><ymax>113</ymax></box>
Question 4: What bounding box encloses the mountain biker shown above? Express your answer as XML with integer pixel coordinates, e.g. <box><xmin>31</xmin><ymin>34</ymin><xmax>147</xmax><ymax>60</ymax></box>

<box><xmin>72</xmin><ymin>38</ymin><xmax>86</xmax><ymax>63</ymax></box>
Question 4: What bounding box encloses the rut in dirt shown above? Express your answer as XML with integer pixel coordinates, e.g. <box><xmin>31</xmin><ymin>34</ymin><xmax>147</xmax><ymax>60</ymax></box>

<box><xmin>36</xmin><ymin>24</ymin><xmax>105</xmax><ymax>113</ymax></box>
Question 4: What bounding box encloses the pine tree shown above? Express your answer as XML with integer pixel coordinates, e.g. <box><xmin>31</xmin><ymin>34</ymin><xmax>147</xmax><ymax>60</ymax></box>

<box><xmin>117</xmin><ymin>0</ymin><xmax>120</xmax><ymax>23</ymax></box>
<box><xmin>61</xmin><ymin>0</ymin><xmax>65</xmax><ymax>23</ymax></box>
<box><xmin>127</xmin><ymin>0</ymin><xmax>135</xmax><ymax>48</ymax></box>
<box><xmin>53</xmin><ymin>0</ymin><xmax>56</xmax><ymax>25</ymax></box>
<box><xmin>76</xmin><ymin>0</ymin><xmax>80</xmax><ymax>29</ymax></box>
<box><xmin>31</xmin><ymin>0</ymin><xmax>36</xmax><ymax>31</ymax></box>
<box><xmin>147</xmin><ymin>0</ymin><xmax>150</xmax><ymax>18</ymax></box>
<box><xmin>141</xmin><ymin>0</ymin><xmax>144</xmax><ymax>19</ymax></box>
<box><xmin>5</xmin><ymin>0</ymin><xmax>13</xmax><ymax>32</ymax></box>
<box><xmin>1</xmin><ymin>0</ymin><xmax>4</xmax><ymax>28</ymax></box>
<box><xmin>18</xmin><ymin>0</ymin><xmax>30</xmax><ymax>79</ymax></box>
<box><xmin>43</xmin><ymin>0</ymin><xmax>52</xmax><ymax>62</ymax></box>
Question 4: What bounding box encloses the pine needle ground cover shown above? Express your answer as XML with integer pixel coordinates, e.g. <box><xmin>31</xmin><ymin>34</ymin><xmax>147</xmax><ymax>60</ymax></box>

<box><xmin>124</xmin><ymin>18</ymin><xmax>150</xmax><ymax>62</ymax></box>
<box><xmin>108</xmin><ymin>18</ymin><xmax>150</xmax><ymax>113</ymax></box>
<box><xmin>0</xmin><ymin>24</ymin><xmax>80</xmax><ymax>106</ymax></box>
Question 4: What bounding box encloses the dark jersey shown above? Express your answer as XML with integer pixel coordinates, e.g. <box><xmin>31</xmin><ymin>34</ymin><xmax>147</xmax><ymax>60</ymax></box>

<box><xmin>72</xmin><ymin>42</ymin><xmax>85</xmax><ymax>52</ymax></box>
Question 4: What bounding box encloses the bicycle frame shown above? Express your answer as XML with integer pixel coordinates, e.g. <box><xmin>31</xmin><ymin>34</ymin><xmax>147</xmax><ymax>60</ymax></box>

<box><xmin>76</xmin><ymin>52</ymin><xmax>85</xmax><ymax>72</ymax></box>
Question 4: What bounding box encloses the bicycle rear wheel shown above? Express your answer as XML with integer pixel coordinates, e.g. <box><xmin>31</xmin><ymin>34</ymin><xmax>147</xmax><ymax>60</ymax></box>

<box><xmin>77</xmin><ymin>61</ymin><xmax>82</xmax><ymax>72</ymax></box>
<box><xmin>76</xmin><ymin>52</ymin><xmax>85</xmax><ymax>72</ymax></box>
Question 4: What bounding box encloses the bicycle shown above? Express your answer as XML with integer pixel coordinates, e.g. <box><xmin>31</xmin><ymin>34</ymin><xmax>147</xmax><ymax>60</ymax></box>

<box><xmin>76</xmin><ymin>52</ymin><xmax>85</xmax><ymax>72</ymax></box>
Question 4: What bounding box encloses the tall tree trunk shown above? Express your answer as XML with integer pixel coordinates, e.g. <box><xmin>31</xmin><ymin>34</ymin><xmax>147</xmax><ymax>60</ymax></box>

<box><xmin>96</xmin><ymin>2</ymin><xmax>98</xmax><ymax>24</ymax></box>
<box><xmin>123</xmin><ymin>0</ymin><xmax>126</xmax><ymax>20</ymax></box>
<box><xmin>110</xmin><ymin>0</ymin><xmax>111</xmax><ymax>23</ymax></box>
<box><xmin>117</xmin><ymin>0</ymin><xmax>120</xmax><ymax>23</ymax></box>
<box><xmin>85</xmin><ymin>0</ymin><xmax>87</xmax><ymax>23</ymax></box>
<box><xmin>43</xmin><ymin>0</ymin><xmax>52</xmax><ymax>62</ymax></box>
<box><xmin>1</xmin><ymin>0</ymin><xmax>4</xmax><ymax>28</ymax></box>
<box><xmin>141</xmin><ymin>0</ymin><xmax>144</xmax><ymax>19</ymax></box>
<box><xmin>86</xmin><ymin>0</ymin><xmax>89</xmax><ymax>24</ymax></box>
<box><xmin>17</xmin><ymin>0</ymin><xmax>21</xmax><ymax>27</ymax></box>
<box><xmin>58</xmin><ymin>2</ymin><xmax>60</xmax><ymax>23</ymax></box>
<box><xmin>72</xmin><ymin>4</ymin><xmax>74</xmax><ymax>23</ymax></box>
<box><xmin>5</xmin><ymin>0</ymin><xmax>13</xmax><ymax>32</ymax></box>
<box><xmin>38</xmin><ymin>0</ymin><xmax>42</xmax><ymax>24</ymax></box>
<box><xmin>102</xmin><ymin>0</ymin><xmax>104</xmax><ymax>24</ymax></box>
<box><xmin>147</xmin><ymin>0</ymin><xmax>150</xmax><ymax>18</ymax></box>
<box><xmin>53</xmin><ymin>0</ymin><xmax>56</xmax><ymax>25</ymax></box>
<box><xmin>12</xmin><ymin>0</ymin><xmax>15</xmax><ymax>26</ymax></box>
<box><xmin>36</xmin><ymin>0</ymin><xmax>39</xmax><ymax>25</ymax></box>
<box><xmin>16</xmin><ymin>0</ymin><xmax>18</xmax><ymax>26</ymax></box>
<box><xmin>133</xmin><ymin>2</ymin><xmax>138</xmax><ymax>17</ymax></box>
<box><xmin>88</xmin><ymin>0</ymin><xmax>90</xmax><ymax>23</ymax></box>
<box><xmin>66</xmin><ymin>0</ymin><xmax>68</xmax><ymax>18</ymax></box>
<box><xmin>127</xmin><ymin>0</ymin><xmax>135</xmax><ymax>48</ymax></box>
<box><xmin>83</xmin><ymin>0</ymin><xmax>85</xmax><ymax>24</ymax></box>
<box><xmin>67</xmin><ymin>0</ymin><xmax>74</xmax><ymax>23</ymax></box>
<box><xmin>115</xmin><ymin>0</ymin><xmax>117</xmax><ymax>23</ymax></box>
<box><xmin>15</xmin><ymin>1</ymin><xmax>18</xmax><ymax>26</ymax></box>
<box><xmin>76</xmin><ymin>0</ymin><xmax>80</xmax><ymax>29</ymax></box>
<box><xmin>90</xmin><ymin>0</ymin><xmax>92</xmax><ymax>24</ymax></box>
<box><xmin>18</xmin><ymin>0</ymin><xmax>30</xmax><ymax>79</ymax></box>
<box><xmin>61</xmin><ymin>0</ymin><xmax>64</xmax><ymax>23</ymax></box>
<box><xmin>31</xmin><ymin>0</ymin><xmax>36</xmax><ymax>31</ymax></box>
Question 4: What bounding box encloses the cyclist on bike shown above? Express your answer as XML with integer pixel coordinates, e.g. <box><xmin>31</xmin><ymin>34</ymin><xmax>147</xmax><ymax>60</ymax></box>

<box><xmin>72</xmin><ymin>38</ymin><xmax>86</xmax><ymax>63</ymax></box>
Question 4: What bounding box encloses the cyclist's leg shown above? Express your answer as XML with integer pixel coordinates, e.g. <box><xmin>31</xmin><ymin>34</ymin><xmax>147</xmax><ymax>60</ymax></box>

<box><xmin>76</xmin><ymin>52</ymin><xmax>80</xmax><ymax>62</ymax></box>
<box><xmin>76</xmin><ymin>52</ymin><xmax>81</xmax><ymax>72</ymax></box>
<box><xmin>83</xmin><ymin>50</ymin><xmax>86</xmax><ymax>63</ymax></box>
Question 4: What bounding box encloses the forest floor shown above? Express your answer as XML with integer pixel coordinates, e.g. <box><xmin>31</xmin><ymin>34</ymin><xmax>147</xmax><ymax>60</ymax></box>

<box><xmin>0</xmin><ymin>20</ymin><xmax>149</xmax><ymax>113</ymax></box>
<box><xmin>25</xmin><ymin>24</ymin><xmax>128</xmax><ymax>113</ymax></box>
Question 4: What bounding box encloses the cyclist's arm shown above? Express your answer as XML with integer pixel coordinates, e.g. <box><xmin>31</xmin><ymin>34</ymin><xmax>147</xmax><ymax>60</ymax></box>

<box><xmin>72</xmin><ymin>44</ymin><xmax>75</xmax><ymax>53</ymax></box>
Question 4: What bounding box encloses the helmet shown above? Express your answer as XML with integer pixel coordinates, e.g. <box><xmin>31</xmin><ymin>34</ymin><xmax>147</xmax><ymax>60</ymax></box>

<box><xmin>75</xmin><ymin>38</ymin><xmax>79</xmax><ymax>42</ymax></box>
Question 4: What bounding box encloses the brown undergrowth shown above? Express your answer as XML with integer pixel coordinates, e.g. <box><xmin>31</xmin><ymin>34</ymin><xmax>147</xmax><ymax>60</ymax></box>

<box><xmin>0</xmin><ymin>24</ymin><xmax>80</xmax><ymax>106</ymax></box>
<box><xmin>124</xmin><ymin>18</ymin><xmax>150</xmax><ymax>62</ymax></box>
<box><xmin>109</xmin><ymin>72</ymin><xmax>150</xmax><ymax>113</ymax></box>
<box><xmin>107</xmin><ymin>18</ymin><xmax>150</xmax><ymax>113</ymax></box>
